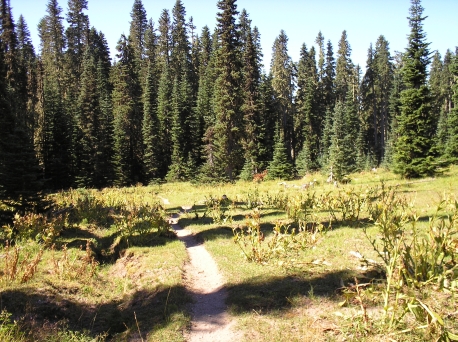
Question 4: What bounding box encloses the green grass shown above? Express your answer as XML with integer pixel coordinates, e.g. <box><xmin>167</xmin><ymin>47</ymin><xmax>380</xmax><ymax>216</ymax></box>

<box><xmin>1</xmin><ymin>165</ymin><xmax>457</xmax><ymax>341</ymax></box>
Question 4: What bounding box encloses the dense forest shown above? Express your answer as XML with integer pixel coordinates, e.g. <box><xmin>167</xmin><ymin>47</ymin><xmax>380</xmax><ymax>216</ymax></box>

<box><xmin>0</xmin><ymin>0</ymin><xmax>457</xmax><ymax>215</ymax></box>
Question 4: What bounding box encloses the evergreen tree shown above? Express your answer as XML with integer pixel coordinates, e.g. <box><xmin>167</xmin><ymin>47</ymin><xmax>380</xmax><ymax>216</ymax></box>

<box><xmin>142</xmin><ymin>60</ymin><xmax>161</xmax><ymax>182</ymax></box>
<box><xmin>112</xmin><ymin>34</ymin><xmax>144</xmax><ymax>185</ymax></box>
<box><xmin>156</xmin><ymin>62</ymin><xmax>173</xmax><ymax>177</ymax></box>
<box><xmin>271</xmin><ymin>30</ymin><xmax>294</xmax><ymax>159</ymax></box>
<box><xmin>295</xmin><ymin>44</ymin><xmax>319</xmax><ymax>171</ymax></box>
<box><xmin>433</xmin><ymin>50</ymin><xmax>454</xmax><ymax>158</ymax></box>
<box><xmin>328</xmin><ymin>92</ymin><xmax>360</xmax><ymax>180</ymax></box>
<box><xmin>38</xmin><ymin>0</ymin><xmax>74</xmax><ymax>189</ymax></box>
<box><xmin>257</xmin><ymin>73</ymin><xmax>277</xmax><ymax>169</ymax></box>
<box><xmin>383</xmin><ymin>52</ymin><xmax>404</xmax><ymax>167</ymax></box>
<box><xmin>157</xmin><ymin>9</ymin><xmax>171</xmax><ymax>67</ymax></box>
<box><xmin>194</xmin><ymin>25</ymin><xmax>214</xmax><ymax>166</ymax></box>
<box><xmin>360</xmin><ymin>36</ymin><xmax>393</xmax><ymax>164</ymax></box>
<box><xmin>129</xmin><ymin>0</ymin><xmax>147</xmax><ymax>64</ymax></box>
<box><xmin>335</xmin><ymin>30</ymin><xmax>353</xmax><ymax>103</ymax></box>
<box><xmin>445</xmin><ymin>54</ymin><xmax>458</xmax><ymax>163</ymax></box>
<box><xmin>75</xmin><ymin>40</ymin><xmax>113</xmax><ymax>188</ymax></box>
<box><xmin>323</xmin><ymin>39</ymin><xmax>336</xmax><ymax>111</ymax></box>
<box><xmin>319</xmin><ymin>108</ymin><xmax>333</xmax><ymax>168</ymax></box>
<box><xmin>240</xmin><ymin>12</ymin><xmax>262</xmax><ymax>174</ymax></box>
<box><xmin>142</xmin><ymin>21</ymin><xmax>161</xmax><ymax>182</ymax></box>
<box><xmin>166</xmin><ymin>0</ymin><xmax>199</xmax><ymax>179</ymax></box>
<box><xmin>429</xmin><ymin>51</ymin><xmax>443</xmax><ymax>121</ymax></box>
<box><xmin>266</xmin><ymin>127</ymin><xmax>294</xmax><ymax>180</ymax></box>
<box><xmin>75</xmin><ymin>45</ymin><xmax>98</xmax><ymax>187</ymax></box>
<box><xmin>96</xmin><ymin>56</ymin><xmax>115</xmax><ymax>186</ymax></box>
<box><xmin>0</xmin><ymin>13</ymin><xmax>44</xmax><ymax>215</ymax></box>
<box><xmin>17</xmin><ymin>15</ymin><xmax>38</xmax><ymax>135</ymax></box>
<box><xmin>211</xmin><ymin>0</ymin><xmax>244</xmax><ymax>180</ymax></box>
<box><xmin>393</xmin><ymin>0</ymin><xmax>436</xmax><ymax>178</ymax></box>
<box><xmin>64</xmin><ymin>0</ymin><xmax>89</xmax><ymax>87</ymax></box>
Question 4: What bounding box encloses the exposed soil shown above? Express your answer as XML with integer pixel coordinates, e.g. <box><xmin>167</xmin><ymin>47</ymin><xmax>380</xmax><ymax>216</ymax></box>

<box><xmin>169</xmin><ymin>213</ymin><xmax>239</xmax><ymax>342</ymax></box>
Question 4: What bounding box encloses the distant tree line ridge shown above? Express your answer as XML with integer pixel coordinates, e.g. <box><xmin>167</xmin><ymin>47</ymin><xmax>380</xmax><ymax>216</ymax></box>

<box><xmin>1</xmin><ymin>0</ymin><xmax>457</xmax><ymax>214</ymax></box>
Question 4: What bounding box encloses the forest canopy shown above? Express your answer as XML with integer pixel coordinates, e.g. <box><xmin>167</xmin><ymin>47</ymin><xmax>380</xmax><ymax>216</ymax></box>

<box><xmin>0</xmin><ymin>0</ymin><xmax>457</xmax><ymax>214</ymax></box>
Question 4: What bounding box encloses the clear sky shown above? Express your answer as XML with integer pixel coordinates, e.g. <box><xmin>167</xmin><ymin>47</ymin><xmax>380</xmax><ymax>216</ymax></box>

<box><xmin>9</xmin><ymin>0</ymin><xmax>458</xmax><ymax>72</ymax></box>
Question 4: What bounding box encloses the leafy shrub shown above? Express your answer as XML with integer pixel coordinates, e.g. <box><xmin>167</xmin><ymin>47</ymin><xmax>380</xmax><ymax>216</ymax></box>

<box><xmin>49</xmin><ymin>241</ymin><xmax>98</xmax><ymax>282</ymax></box>
<box><xmin>233</xmin><ymin>208</ymin><xmax>323</xmax><ymax>265</ymax></box>
<box><xmin>113</xmin><ymin>203</ymin><xmax>174</xmax><ymax>247</ymax></box>
<box><xmin>5</xmin><ymin>212</ymin><xmax>68</xmax><ymax>246</ymax></box>
<box><xmin>0</xmin><ymin>241</ymin><xmax>43</xmax><ymax>284</ymax></box>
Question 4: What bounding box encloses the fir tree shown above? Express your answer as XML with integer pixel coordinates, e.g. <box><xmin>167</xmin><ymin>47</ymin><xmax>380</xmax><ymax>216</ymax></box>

<box><xmin>211</xmin><ymin>0</ymin><xmax>244</xmax><ymax>180</ymax></box>
<box><xmin>156</xmin><ymin>62</ymin><xmax>173</xmax><ymax>177</ymax></box>
<box><xmin>444</xmin><ymin>54</ymin><xmax>458</xmax><ymax>163</ymax></box>
<box><xmin>295</xmin><ymin>44</ymin><xmax>319</xmax><ymax>170</ymax></box>
<box><xmin>112</xmin><ymin>34</ymin><xmax>144</xmax><ymax>185</ymax></box>
<box><xmin>17</xmin><ymin>15</ymin><xmax>38</xmax><ymax>135</ymax></box>
<box><xmin>38</xmin><ymin>0</ymin><xmax>74</xmax><ymax>189</ymax></box>
<box><xmin>328</xmin><ymin>92</ymin><xmax>360</xmax><ymax>179</ymax></box>
<box><xmin>142</xmin><ymin>61</ymin><xmax>161</xmax><ymax>182</ymax></box>
<box><xmin>323</xmin><ymin>40</ymin><xmax>336</xmax><ymax>111</ymax></box>
<box><xmin>240</xmin><ymin>12</ymin><xmax>262</xmax><ymax>174</ymax></box>
<box><xmin>393</xmin><ymin>0</ymin><xmax>436</xmax><ymax>178</ymax></box>
<box><xmin>129</xmin><ymin>0</ymin><xmax>147</xmax><ymax>64</ymax></box>
<box><xmin>64</xmin><ymin>0</ymin><xmax>89</xmax><ymax>98</ymax></box>
<box><xmin>257</xmin><ymin>73</ymin><xmax>277</xmax><ymax>170</ymax></box>
<box><xmin>335</xmin><ymin>30</ymin><xmax>353</xmax><ymax>103</ymax></box>
<box><xmin>271</xmin><ymin>30</ymin><xmax>294</xmax><ymax>159</ymax></box>
<box><xmin>157</xmin><ymin>9</ymin><xmax>171</xmax><ymax>67</ymax></box>
<box><xmin>266</xmin><ymin>127</ymin><xmax>294</xmax><ymax>180</ymax></box>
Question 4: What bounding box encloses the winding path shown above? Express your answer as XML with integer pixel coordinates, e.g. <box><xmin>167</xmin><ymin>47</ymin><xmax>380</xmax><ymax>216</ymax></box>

<box><xmin>169</xmin><ymin>213</ymin><xmax>238</xmax><ymax>342</ymax></box>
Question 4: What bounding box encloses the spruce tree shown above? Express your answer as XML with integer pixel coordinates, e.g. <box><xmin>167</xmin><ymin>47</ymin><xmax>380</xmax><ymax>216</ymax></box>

<box><xmin>112</xmin><ymin>34</ymin><xmax>143</xmax><ymax>185</ymax></box>
<box><xmin>240</xmin><ymin>12</ymin><xmax>262</xmax><ymax>175</ymax></box>
<box><xmin>157</xmin><ymin>9</ymin><xmax>171</xmax><ymax>67</ymax></box>
<box><xmin>295</xmin><ymin>44</ymin><xmax>319</xmax><ymax>171</ymax></box>
<box><xmin>166</xmin><ymin>0</ymin><xmax>199</xmax><ymax>179</ymax></box>
<box><xmin>257</xmin><ymin>73</ymin><xmax>277</xmax><ymax>170</ymax></box>
<box><xmin>271</xmin><ymin>30</ymin><xmax>294</xmax><ymax>159</ymax></box>
<box><xmin>142</xmin><ymin>22</ymin><xmax>161</xmax><ymax>183</ymax></box>
<box><xmin>17</xmin><ymin>15</ymin><xmax>38</xmax><ymax>136</ymax></box>
<box><xmin>328</xmin><ymin>92</ymin><xmax>360</xmax><ymax>180</ymax></box>
<box><xmin>129</xmin><ymin>0</ymin><xmax>147</xmax><ymax>64</ymax></box>
<box><xmin>335</xmin><ymin>30</ymin><xmax>353</xmax><ymax>103</ymax></box>
<box><xmin>75</xmin><ymin>45</ymin><xmax>99</xmax><ymax>187</ymax></box>
<box><xmin>211</xmin><ymin>0</ymin><xmax>244</xmax><ymax>180</ymax></box>
<box><xmin>266</xmin><ymin>127</ymin><xmax>294</xmax><ymax>180</ymax></box>
<box><xmin>444</xmin><ymin>54</ymin><xmax>458</xmax><ymax>163</ymax></box>
<box><xmin>38</xmin><ymin>0</ymin><xmax>75</xmax><ymax>189</ymax></box>
<box><xmin>156</xmin><ymin>62</ymin><xmax>173</xmax><ymax>177</ymax></box>
<box><xmin>323</xmin><ymin>40</ymin><xmax>336</xmax><ymax>111</ymax></box>
<box><xmin>393</xmin><ymin>0</ymin><xmax>436</xmax><ymax>178</ymax></box>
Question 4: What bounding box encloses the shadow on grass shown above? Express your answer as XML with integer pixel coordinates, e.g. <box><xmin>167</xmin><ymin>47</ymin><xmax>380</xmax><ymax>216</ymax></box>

<box><xmin>58</xmin><ymin>226</ymin><xmax>178</xmax><ymax>264</ymax></box>
<box><xmin>227</xmin><ymin>270</ymin><xmax>354</xmax><ymax>315</ymax></box>
<box><xmin>0</xmin><ymin>284</ymin><xmax>191</xmax><ymax>340</ymax></box>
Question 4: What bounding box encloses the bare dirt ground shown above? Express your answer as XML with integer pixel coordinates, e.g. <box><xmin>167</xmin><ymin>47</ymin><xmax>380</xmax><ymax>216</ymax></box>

<box><xmin>169</xmin><ymin>214</ymin><xmax>239</xmax><ymax>342</ymax></box>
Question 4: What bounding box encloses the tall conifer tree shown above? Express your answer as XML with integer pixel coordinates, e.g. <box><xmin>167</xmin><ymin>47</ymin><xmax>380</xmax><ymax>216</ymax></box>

<box><xmin>271</xmin><ymin>30</ymin><xmax>294</xmax><ymax>159</ymax></box>
<box><xmin>112</xmin><ymin>35</ymin><xmax>143</xmax><ymax>185</ymax></box>
<box><xmin>335</xmin><ymin>30</ymin><xmax>353</xmax><ymax>103</ymax></box>
<box><xmin>210</xmin><ymin>0</ymin><xmax>243</xmax><ymax>180</ymax></box>
<box><xmin>393</xmin><ymin>0</ymin><xmax>436</xmax><ymax>177</ymax></box>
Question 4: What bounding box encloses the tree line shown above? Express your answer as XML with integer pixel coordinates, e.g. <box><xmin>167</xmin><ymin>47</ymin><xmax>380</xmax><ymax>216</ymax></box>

<box><xmin>1</xmin><ymin>0</ymin><xmax>457</xmax><ymax>215</ymax></box>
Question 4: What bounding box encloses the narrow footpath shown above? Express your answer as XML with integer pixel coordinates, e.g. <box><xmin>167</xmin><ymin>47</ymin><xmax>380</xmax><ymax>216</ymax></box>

<box><xmin>169</xmin><ymin>213</ymin><xmax>238</xmax><ymax>342</ymax></box>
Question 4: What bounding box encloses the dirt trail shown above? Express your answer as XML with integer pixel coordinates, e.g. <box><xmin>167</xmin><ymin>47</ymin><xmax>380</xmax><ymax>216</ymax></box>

<box><xmin>169</xmin><ymin>213</ymin><xmax>238</xmax><ymax>342</ymax></box>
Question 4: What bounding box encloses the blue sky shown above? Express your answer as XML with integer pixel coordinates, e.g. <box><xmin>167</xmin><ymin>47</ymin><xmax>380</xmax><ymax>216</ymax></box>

<box><xmin>10</xmin><ymin>0</ymin><xmax>458</xmax><ymax>72</ymax></box>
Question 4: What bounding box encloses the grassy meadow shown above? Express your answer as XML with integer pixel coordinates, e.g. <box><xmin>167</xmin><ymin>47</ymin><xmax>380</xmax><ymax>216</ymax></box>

<box><xmin>0</xmin><ymin>166</ymin><xmax>457</xmax><ymax>341</ymax></box>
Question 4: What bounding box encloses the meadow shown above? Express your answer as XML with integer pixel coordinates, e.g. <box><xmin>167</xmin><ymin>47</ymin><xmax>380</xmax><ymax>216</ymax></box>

<box><xmin>0</xmin><ymin>166</ymin><xmax>457</xmax><ymax>341</ymax></box>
